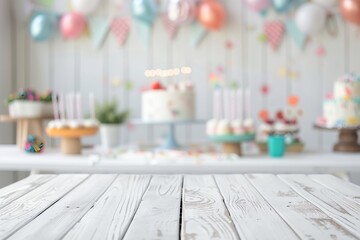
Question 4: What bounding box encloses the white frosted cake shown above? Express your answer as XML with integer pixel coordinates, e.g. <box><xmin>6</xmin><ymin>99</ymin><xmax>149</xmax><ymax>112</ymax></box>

<box><xmin>142</xmin><ymin>81</ymin><xmax>195</xmax><ymax>122</ymax></box>
<box><xmin>320</xmin><ymin>74</ymin><xmax>360</xmax><ymax>127</ymax></box>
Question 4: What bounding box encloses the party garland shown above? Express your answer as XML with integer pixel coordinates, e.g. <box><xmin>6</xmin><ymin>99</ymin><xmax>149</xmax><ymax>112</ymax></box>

<box><xmin>27</xmin><ymin>0</ymin><xmax>360</xmax><ymax>49</ymax></box>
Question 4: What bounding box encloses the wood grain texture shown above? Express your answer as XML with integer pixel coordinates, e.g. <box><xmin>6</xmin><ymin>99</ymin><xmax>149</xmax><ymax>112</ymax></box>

<box><xmin>247</xmin><ymin>174</ymin><xmax>358</xmax><ymax>240</ymax></box>
<box><xmin>310</xmin><ymin>174</ymin><xmax>360</xmax><ymax>205</ymax></box>
<box><xmin>64</xmin><ymin>175</ymin><xmax>151</xmax><ymax>240</ymax></box>
<box><xmin>0</xmin><ymin>174</ymin><xmax>88</xmax><ymax>239</ymax></box>
<box><xmin>0</xmin><ymin>174</ymin><xmax>54</xmax><ymax>209</ymax></box>
<box><xmin>124</xmin><ymin>175</ymin><xmax>182</xmax><ymax>240</ymax></box>
<box><xmin>279</xmin><ymin>174</ymin><xmax>360</xmax><ymax>237</ymax></box>
<box><xmin>182</xmin><ymin>175</ymin><xmax>239</xmax><ymax>240</ymax></box>
<box><xmin>214</xmin><ymin>175</ymin><xmax>299</xmax><ymax>240</ymax></box>
<box><xmin>8</xmin><ymin>174</ymin><xmax>116</xmax><ymax>240</ymax></box>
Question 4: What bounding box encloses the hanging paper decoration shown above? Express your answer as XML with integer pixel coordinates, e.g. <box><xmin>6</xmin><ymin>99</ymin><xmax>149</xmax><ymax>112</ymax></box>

<box><xmin>167</xmin><ymin>0</ymin><xmax>196</xmax><ymax>26</ymax></box>
<box><xmin>272</xmin><ymin>0</ymin><xmax>305</xmax><ymax>14</ymax></box>
<box><xmin>260</xmin><ymin>84</ymin><xmax>269</xmax><ymax>95</ymax></box>
<box><xmin>29</xmin><ymin>11</ymin><xmax>58</xmax><ymax>42</ymax></box>
<box><xmin>340</xmin><ymin>0</ymin><xmax>360</xmax><ymax>27</ymax></box>
<box><xmin>225</xmin><ymin>40</ymin><xmax>233</xmax><ymax>49</ymax></box>
<box><xmin>258</xmin><ymin>33</ymin><xmax>267</xmax><ymax>43</ymax></box>
<box><xmin>245</xmin><ymin>0</ymin><xmax>271</xmax><ymax>13</ymax></box>
<box><xmin>88</xmin><ymin>16</ymin><xmax>110</xmax><ymax>49</ymax></box>
<box><xmin>111</xmin><ymin>17</ymin><xmax>130</xmax><ymax>46</ymax></box>
<box><xmin>259</xmin><ymin>109</ymin><xmax>269</xmax><ymax>121</ymax></box>
<box><xmin>197</xmin><ymin>0</ymin><xmax>226</xmax><ymax>31</ymax></box>
<box><xmin>316</xmin><ymin>46</ymin><xmax>326</xmax><ymax>57</ymax></box>
<box><xmin>36</xmin><ymin>0</ymin><xmax>55</xmax><ymax>8</ymax></box>
<box><xmin>286</xmin><ymin>21</ymin><xmax>306</xmax><ymax>50</ymax></box>
<box><xmin>125</xmin><ymin>81</ymin><xmax>134</xmax><ymax>90</ymax></box>
<box><xmin>71</xmin><ymin>0</ymin><xmax>101</xmax><ymax>15</ymax></box>
<box><xmin>288</xmin><ymin>95</ymin><xmax>299</xmax><ymax>107</ymax></box>
<box><xmin>111</xmin><ymin>78</ymin><xmax>121</xmax><ymax>88</ymax></box>
<box><xmin>278</xmin><ymin>67</ymin><xmax>299</xmax><ymax>80</ymax></box>
<box><xmin>295</xmin><ymin>3</ymin><xmax>327</xmax><ymax>36</ymax></box>
<box><xmin>264</xmin><ymin>21</ymin><xmax>284</xmax><ymax>50</ymax></box>
<box><xmin>60</xmin><ymin>12</ymin><xmax>86</xmax><ymax>39</ymax></box>
<box><xmin>131</xmin><ymin>0</ymin><xmax>158</xmax><ymax>25</ymax></box>
<box><xmin>162</xmin><ymin>15</ymin><xmax>179</xmax><ymax>40</ymax></box>
<box><xmin>190</xmin><ymin>22</ymin><xmax>208</xmax><ymax>47</ymax></box>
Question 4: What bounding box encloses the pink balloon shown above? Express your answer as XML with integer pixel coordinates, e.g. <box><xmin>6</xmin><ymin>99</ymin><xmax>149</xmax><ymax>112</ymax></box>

<box><xmin>60</xmin><ymin>12</ymin><xmax>86</xmax><ymax>39</ymax></box>
<box><xmin>245</xmin><ymin>0</ymin><xmax>271</xmax><ymax>12</ymax></box>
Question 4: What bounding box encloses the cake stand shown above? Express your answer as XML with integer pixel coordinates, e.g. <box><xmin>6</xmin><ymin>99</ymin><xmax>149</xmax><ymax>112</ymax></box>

<box><xmin>314</xmin><ymin>124</ymin><xmax>360</xmax><ymax>152</ymax></box>
<box><xmin>46</xmin><ymin>127</ymin><xmax>98</xmax><ymax>155</ymax></box>
<box><xmin>130</xmin><ymin>119</ymin><xmax>206</xmax><ymax>150</ymax></box>
<box><xmin>209</xmin><ymin>134</ymin><xmax>256</xmax><ymax>156</ymax></box>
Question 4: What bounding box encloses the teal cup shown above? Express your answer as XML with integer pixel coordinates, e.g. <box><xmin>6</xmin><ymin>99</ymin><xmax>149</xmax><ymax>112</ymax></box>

<box><xmin>268</xmin><ymin>135</ymin><xmax>285</xmax><ymax>158</ymax></box>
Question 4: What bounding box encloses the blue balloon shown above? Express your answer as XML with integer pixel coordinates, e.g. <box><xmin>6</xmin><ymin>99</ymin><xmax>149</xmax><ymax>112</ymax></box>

<box><xmin>29</xmin><ymin>12</ymin><xmax>57</xmax><ymax>42</ymax></box>
<box><xmin>131</xmin><ymin>0</ymin><xmax>157</xmax><ymax>25</ymax></box>
<box><xmin>272</xmin><ymin>0</ymin><xmax>305</xmax><ymax>13</ymax></box>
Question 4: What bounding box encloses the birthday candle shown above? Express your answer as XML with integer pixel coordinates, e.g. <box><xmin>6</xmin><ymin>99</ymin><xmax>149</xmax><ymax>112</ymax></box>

<box><xmin>236</xmin><ymin>89</ymin><xmax>243</xmax><ymax>120</ymax></box>
<box><xmin>89</xmin><ymin>93</ymin><xmax>95</xmax><ymax>119</ymax></box>
<box><xmin>52</xmin><ymin>93</ymin><xmax>59</xmax><ymax>120</ymax></box>
<box><xmin>245</xmin><ymin>88</ymin><xmax>251</xmax><ymax>119</ymax></box>
<box><xmin>66</xmin><ymin>93</ymin><xmax>72</xmax><ymax>120</ymax></box>
<box><xmin>76</xmin><ymin>92</ymin><xmax>82</xmax><ymax>120</ymax></box>
<box><xmin>59</xmin><ymin>93</ymin><xmax>66</xmax><ymax>120</ymax></box>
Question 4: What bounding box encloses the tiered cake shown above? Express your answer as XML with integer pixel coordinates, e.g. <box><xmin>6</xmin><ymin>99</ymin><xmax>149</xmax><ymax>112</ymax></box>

<box><xmin>142</xmin><ymin>81</ymin><xmax>195</xmax><ymax>122</ymax></box>
<box><xmin>320</xmin><ymin>74</ymin><xmax>360</xmax><ymax>127</ymax></box>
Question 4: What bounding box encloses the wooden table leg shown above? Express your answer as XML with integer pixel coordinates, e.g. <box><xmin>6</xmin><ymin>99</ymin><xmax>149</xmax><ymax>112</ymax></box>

<box><xmin>223</xmin><ymin>142</ymin><xmax>242</xmax><ymax>156</ymax></box>
<box><xmin>60</xmin><ymin>138</ymin><xmax>82</xmax><ymax>155</ymax></box>
<box><xmin>334</xmin><ymin>129</ymin><xmax>360</xmax><ymax>152</ymax></box>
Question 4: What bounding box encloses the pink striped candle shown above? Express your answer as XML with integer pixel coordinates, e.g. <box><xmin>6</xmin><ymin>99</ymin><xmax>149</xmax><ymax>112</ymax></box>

<box><xmin>76</xmin><ymin>92</ymin><xmax>82</xmax><ymax>120</ymax></box>
<box><xmin>236</xmin><ymin>89</ymin><xmax>243</xmax><ymax>120</ymax></box>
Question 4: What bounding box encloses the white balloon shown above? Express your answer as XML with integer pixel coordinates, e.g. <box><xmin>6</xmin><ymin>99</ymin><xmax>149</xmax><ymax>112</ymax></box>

<box><xmin>314</xmin><ymin>0</ymin><xmax>337</xmax><ymax>8</ymax></box>
<box><xmin>72</xmin><ymin>0</ymin><xmax>100</xmax><ymax>15</ymax></box>
<box><xmin>295</xmin><ymin>3</ymin><xmax>326</xmax><ymax>36</ymax></box>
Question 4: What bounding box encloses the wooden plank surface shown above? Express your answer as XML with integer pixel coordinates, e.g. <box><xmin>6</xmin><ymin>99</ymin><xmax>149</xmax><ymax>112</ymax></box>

<box><xmin>182</xmin><ymin>175</ymin><xmax>239</xmax><ymax>240</ymax></box>
<box><xmin>214</xmin><ymin>175</ymin><xmax>299</xmax><ymax>240</ymax></box>
<box><xmin>247</xmin><ymin>174</ymin><xmax>358</xmax><ymax>240</ymax></box>
<box><xmin>124</xmin><ymin>175</ymin><xmax>182</xmax><ymax>240</ymax></box>
<box><xmin>64</xmin><ymin>175</ymin><xmax>151</xmax><ymax>240</ymax></box>
<box><xmin>0</xmin><ymin>174</ymin><xmax>88</xmax><ymax>239</ymax></box>
<box><xmin>279</xmin><ymin>174</ymin><xmax>360</xmax><ymax>237</ymax></box>
<box><xmin>310</xmin><ymin>174</ymin><xmax>360</xmax><ymax>204</ymax></box>
<box><xmin>8</xmin><ymin>175</ymin><xmax>116</xmax><ymax>240</ymax></box>
<box><xmin>0</xmin><ymin>174</ymin><xmax>54</xmax><ymax>209</ymax></box>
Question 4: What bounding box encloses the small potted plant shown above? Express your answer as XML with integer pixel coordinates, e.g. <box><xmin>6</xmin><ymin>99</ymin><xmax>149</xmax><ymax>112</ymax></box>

<box><xmin>96</xmin><ymin>100</ymin><xmax>129</xmax><ymax>149</ymax></box>
<box><xmin>39</xmin><ymin>90</ymin><xmax>54</xmax><ymax>116</ymax></box>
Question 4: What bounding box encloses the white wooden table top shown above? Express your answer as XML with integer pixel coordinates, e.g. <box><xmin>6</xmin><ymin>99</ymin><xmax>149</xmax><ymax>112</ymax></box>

<box><xmin>1</xmin><ymin>145</ymin><xmax>360</xmax><ymax>173</ymax></box>
<box><xmin>0</xmin><ymin>174</ymin><xmax>360</xmax><ymax>239</ymax></box>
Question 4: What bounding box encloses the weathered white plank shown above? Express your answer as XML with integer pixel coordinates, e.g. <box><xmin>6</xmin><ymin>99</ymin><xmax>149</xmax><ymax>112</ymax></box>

<box><xmin>182</xmin><ymin>175</ymin><xmax>239</xmax><ymax>240</ymax></box>
<box><xmin>8</xmin><ymin>174</ymin><xmax>116</xmax><ymax>240</ymax></box>
<box><xmin>247</xmin><ymin>174</ymin><xmax>358</xmax><ymax>239</ymax></box>
<box><xmin>310</xmin><ymin>174</ymin><xmax>360</xmax><ymax>205</ymax></box>
<box><xmin>279</xmin><ymin>174</ymin><xmax>360</xmax><ymax>237</ymax></box>
<box><xmin>124</xmin><ymin>175</ymin><xmax>182</xmax><ymax>240</ymax></box>
<box><xmin>0</xmin><ymin>174</ymin><xmax>87</xmax><ymax>239</ymax></box>
<box><xmin>0</xmin><ymin>174</ymin><xmax>55</xmax><ymax>209</ymax></box>
<box><xmin>215</xmin><ymin>175</ymin><xmax>299</xmax><ymax>240</ymax></box>
<box><xmin>64</xmin><ymin>175</ymin><xmax>151</xmax><ymax>240</ymax></box>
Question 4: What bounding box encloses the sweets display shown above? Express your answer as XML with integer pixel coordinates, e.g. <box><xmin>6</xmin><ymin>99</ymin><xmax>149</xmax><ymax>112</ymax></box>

<box><xmin>7</xmin><ymin>89</ymin><xmax>53</xmax><ymax>118</ymax></box>
<box><xmin>206</xmin><ymin>89</ymin><xmax>255</xmax><ymax>137</ymax></box>
<box><xmin>257</xmin><ymin>110</ymin><xmax>304</xmax><ymax>153</ymax></box>
<box><xmin>318</xmin><ymin>73</ymin><xmax>360</xmax><ymax>127</ymax></box>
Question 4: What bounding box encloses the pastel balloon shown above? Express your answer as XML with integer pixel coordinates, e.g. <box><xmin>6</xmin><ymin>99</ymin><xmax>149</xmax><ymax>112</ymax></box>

<box><xmin>295</xmin><ymin>3</ymin><xmax>326</xmax><ymax>36</ymax></box>
<box><xmin>29</xmin><ymin>12</ymin><xmax>57</xmax><ymax>42</ymax></box>
<box><xmin>60</xmin><ymin>12</ymin><xmax>86</xmax><ymax>39</ymax></box>
<box><xmin>131</xmin><ymin>0</ymin><xmax>158</xmax><ymax>25</ymax></box>
<box><xmin>340</xmin><ymin>0</ymin><xmax>360</xmax><ymax>26</ymax></box>
<box><xmin>315</xmin><ymin>0</ymin><xmax>337</xmax><ymax>8</ymax></box>
<box><xmin>245</xmin><ymin>0</ymin><xmax>271</xmax><ymax>12</ymax></box>
<box><xmin>168</xmin><ymin>0</ymin><xmax>196</xmax><ymax>25</ymax></box>
<box><xmin>71</xmin><ymin>0</ymin><xmax>101</xmax><ymax>15</ymax></box>
<box><xmin>198</xmin><ymin>0</ymin><xmax>226</xmax><ymax>31</ymax></box>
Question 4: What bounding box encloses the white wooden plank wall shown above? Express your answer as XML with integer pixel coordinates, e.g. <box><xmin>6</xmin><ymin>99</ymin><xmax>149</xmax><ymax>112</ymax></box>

<box><xmin>10</xmin><ymin>0</ymin><xmax>360</xmax><ymax>151</ymax></box>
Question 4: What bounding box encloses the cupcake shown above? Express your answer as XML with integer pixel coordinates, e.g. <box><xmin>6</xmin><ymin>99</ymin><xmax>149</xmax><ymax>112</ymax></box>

<box><xmin>206</xmin><ymin>119</ymin><xmax>218</xmax><ymax>136</ymax></box>
<box><xmin>243</xmin><ymin>119</ymin><xmax>255</xmax><ymax>133</ymax></box>
<box><xmin>216</xmin><ymin>119</ymin><xmax>232</xmax><ymax>135</ymax></box>
<box><xmin>231</xmin><ymin>120</ymin><xmax>245</xmax><ymax>135</ymax></box>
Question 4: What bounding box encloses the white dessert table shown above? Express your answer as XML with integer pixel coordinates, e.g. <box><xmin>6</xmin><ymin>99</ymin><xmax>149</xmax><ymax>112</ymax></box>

<box><xmin>0</xmin><ymin>145</ymin><xmax>359</xmax><ymax>174</ymax></box>
<box><xmin>0</xmin><ymin>174</ymin><xmax>359</xmax><ymax>239</ymax></box>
